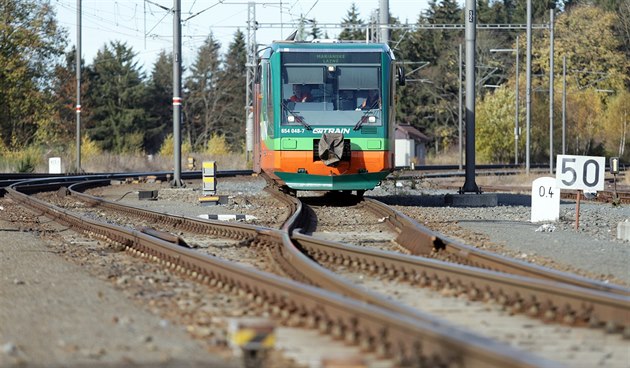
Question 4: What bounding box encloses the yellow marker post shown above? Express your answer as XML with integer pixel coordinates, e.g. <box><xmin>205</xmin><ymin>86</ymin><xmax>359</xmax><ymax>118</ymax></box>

<box><xmin>202</xmin><ymin>161</ymin><xmax>216</xmax><ymax>195</ymax></box>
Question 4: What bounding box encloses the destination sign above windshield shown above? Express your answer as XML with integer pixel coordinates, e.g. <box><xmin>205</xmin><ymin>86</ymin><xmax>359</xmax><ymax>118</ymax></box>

<box><xmin>282</xmin><ymin>52</ymin><xmax>380</xmax><ymax>64</ymax></box>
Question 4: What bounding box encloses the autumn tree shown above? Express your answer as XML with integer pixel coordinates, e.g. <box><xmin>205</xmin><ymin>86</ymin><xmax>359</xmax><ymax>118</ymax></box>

<box><xmin>565</xmin><ymin>88</ymin><xmax>605</xmax><ymax>155</ymax></box>
<box><xmin>476</xmin><ymin>86</ymin><xmax>522</xmax><ymax>162</ymax></box>
<box><xmin>0</xmin><ymin>0</ymin><xmax>66</xmax><ymax>150</ymax></box>
<box><xmin>477</xmin><ymin>3</ymin><xmax>628</xmax><ymax>163</ymax></box>
<box><xmin>536</xmin><ymin>4</ymin><xmax>628</xmax><ymax>157</ymax></box>
<box><xmin>49</xmin><ymin>48</ymin><xmax>87</xmax><ymax>148</ymax></box>
<box><xmin>602</xmin><ymin>90</ymin><xmax>630</xmax><ymax>159</ymax></box>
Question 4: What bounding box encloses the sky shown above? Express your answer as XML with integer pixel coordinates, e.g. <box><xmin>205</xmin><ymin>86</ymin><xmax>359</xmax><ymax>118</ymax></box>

<box><xmin>53</xmin><ymin>0</ymin><xmax>431</xmax><ymax>73</ymax></box>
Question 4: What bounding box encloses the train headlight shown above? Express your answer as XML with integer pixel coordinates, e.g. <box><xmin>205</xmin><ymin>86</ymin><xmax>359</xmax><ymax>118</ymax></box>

<box><xmin>327</xmin><ymin>65</ymin><xmax>336</xmax><ymax>73</ymax></box>
<box><xmin>288</xmin><ymin>115</ymin><xmax>295</xmax><ymax>123</ymax></box>
<box><xmin>368</xmin><ymin>116</ymin><xmax>376</xmax><ymax>123</ymax></box>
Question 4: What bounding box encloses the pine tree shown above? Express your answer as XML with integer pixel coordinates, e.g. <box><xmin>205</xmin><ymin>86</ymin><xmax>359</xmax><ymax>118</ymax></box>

<box><xmin>184</xmin><ymin>33</ymin><xmax>223</xmax><ymax>150</ymax></box>
<box><xmin>145</xmin><ymin>50</ymin><xmax>173</xmax><ymax>153</ymax></box>
<box><xmin>218</xmin><ymin>29</ymin><xmax>247</xmax><ymax>151</ymax></box>
<box><xmin>338</xmin><ymin>3</ymin><xmax>365</xmax><ymax>40</ymax></box>
<box><xmin>85</xmin><ymin>41</ymin><xmax>149</xmax><ymax>153</ymax></box>
<box><xmin>310</xmin><ymin>18</ymin><xmax>323</xmax><ymax>40</ymax></box>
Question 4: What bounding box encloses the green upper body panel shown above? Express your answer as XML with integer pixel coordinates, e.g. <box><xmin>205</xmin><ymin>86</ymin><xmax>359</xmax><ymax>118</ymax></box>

<box><xmin>259</xmin><ymin>41</ymin><xmax>397</xmax><ymax>151</ymax></box>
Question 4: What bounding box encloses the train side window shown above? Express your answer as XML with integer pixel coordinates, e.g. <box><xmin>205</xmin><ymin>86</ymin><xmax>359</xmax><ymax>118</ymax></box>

<box><xmin>265</xmin><ymin>62</ymin><xmax>274</xmax><ymax>127</ymax></box>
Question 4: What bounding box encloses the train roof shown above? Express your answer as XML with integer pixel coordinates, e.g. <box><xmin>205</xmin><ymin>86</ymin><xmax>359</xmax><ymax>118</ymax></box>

<box><xmin>263</xmin><ymin>40</ymin><xmax>394</xmax><ymax>59</ymax></box>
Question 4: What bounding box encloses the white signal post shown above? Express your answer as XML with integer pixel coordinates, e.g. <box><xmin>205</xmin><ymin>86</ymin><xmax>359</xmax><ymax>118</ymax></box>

<box><xmin>555</xmin><ymin>154</ymin><xmax>606</xmax><ymax>230</ymax></box>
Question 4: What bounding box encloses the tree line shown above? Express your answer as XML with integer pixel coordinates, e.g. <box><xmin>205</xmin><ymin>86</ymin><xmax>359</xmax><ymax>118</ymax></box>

<box><xmin>1</xmin><ymin>0</ymin><xmax>246</xmax><ymax>160</ymax></box>
<box><xmin>337</xmin><ymin>0</ymin><xmax>629</xmax><ymax>162</ymax></box>
<box><xmin>1</xmin><ymin>0</ymin><xmax>629</xmax><ymax>166</ymax></box>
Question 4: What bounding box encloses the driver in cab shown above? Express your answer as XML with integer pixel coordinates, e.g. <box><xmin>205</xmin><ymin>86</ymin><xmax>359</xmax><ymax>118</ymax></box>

<box><xmin>290</xmin><ymin>84</ymin><xmax>313</xmax><ymax>102</ymax></box>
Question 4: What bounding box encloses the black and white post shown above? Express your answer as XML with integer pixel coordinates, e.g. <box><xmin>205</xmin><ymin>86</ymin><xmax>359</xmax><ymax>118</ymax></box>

<box><xmin>461</xmin><ymin>0</ymin><xmax>479</xmax><ymax>194</ymax></box>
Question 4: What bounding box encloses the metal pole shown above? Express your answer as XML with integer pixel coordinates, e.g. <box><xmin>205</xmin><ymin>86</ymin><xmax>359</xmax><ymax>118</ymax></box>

<box><xmin>379</xmin><ymin>0</ymin><xmax>389</xmax><ymax>45</ymax></box>
<box><xmin>76</xmin><ymin>0</ymin><xmax>81</xmax><ymax>173</ymax></box>
<box><xmin>172</xmin><ymin>0</ymin><xmax>182</xmax><ymax>187</ymax></box>
<box><xmin>515</xmin><ymin>35</ymin><xmax>519</xmax><ymax>165</ymax></box>
<box><xmin>246</xmin><ymin>2</ymin><xmax>256</xmax><ymax>161</ymax></box>
<box><xmin>525</xmin><ymin>0</ymin><xmax>532</xmax><ymax>174</ymax></box>
<box><xmin>458</xmin><ymin>43</ymin><xmax>463</xmax><ymax>170</ymax></box>
<box><xmin>562</xmin><ymin>55</ymin><xmax>566</xmax><ymax>154</ymax></box>
<box><xmin>549</xmin><ymin>9</ymin><xmax>554</xmax><ymax>173</ymax></box>
<box><xmin>461</xmin><ymin>0</ymin><xmax>479</xmax><ymax>193</ymax></box>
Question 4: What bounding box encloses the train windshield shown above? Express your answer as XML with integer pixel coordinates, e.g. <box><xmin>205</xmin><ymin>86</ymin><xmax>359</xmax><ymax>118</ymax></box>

<box><xmin>281</xmin><ymin>52</ymin><xmax>382</xmax><ymax>127</ymax></box>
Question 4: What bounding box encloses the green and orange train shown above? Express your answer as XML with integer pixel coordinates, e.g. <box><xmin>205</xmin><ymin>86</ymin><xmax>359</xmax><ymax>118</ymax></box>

<box><xmin>253</xmin><ymin>40</ymin><xmax>403</xmax><ymax>196</ymax></box>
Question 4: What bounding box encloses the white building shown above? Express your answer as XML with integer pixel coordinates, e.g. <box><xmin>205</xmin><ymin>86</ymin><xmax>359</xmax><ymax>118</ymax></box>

<box><xmin>394</xmin><ymin>124</ymin><xmax>430</xmax><ymax>168</ymax></box>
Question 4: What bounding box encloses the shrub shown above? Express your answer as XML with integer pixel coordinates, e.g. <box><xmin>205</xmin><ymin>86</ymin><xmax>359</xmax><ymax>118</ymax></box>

<box><xmin>14</xmin><ymin>146</ymin><xmax>43</xmax><ymax>173</ymax></box>
<box><xmin>158</xmin><ymin>134</ymin><xmax>192</xmax><ymax>157</ymax></box>
<box><xmin>204</xmin><ymin>134</ymin><xmax>230</xmax><ymax>155</ymax></box>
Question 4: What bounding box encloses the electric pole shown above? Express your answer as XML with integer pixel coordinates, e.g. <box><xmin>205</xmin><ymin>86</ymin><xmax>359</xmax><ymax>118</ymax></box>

<box><xmin>172</xmin><ymin>0</ymin><xmax>183</xmax><ymax>187</ymax></box>
<box><xmin>76</xmin><ymin>0</ymin><xmax>82</xmax><ymax>173</ymax></box>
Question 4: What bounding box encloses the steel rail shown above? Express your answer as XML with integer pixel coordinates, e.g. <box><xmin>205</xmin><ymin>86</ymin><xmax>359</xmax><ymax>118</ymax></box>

<box><xmin>5</xmin><ymin>181</ymin><xmax>555</xmax><ymax>367</ymax></box>
<box><xmin>67</xmin><ymin>180</ymin><xmax>506</xmax><ymax>330</ymax></box>
<box><xmin>291</xmin><ymin>232</ymin><xmax>630</xmax><ymax>334</ymax></box>
<box><xmin>69</xmin><ymin>178</ymin><xmax>629</xmax><ymax>334</ymax></box>
<box><xmin>362</xmin><ymin>198</ymin><xmax>630</xmax><ymax>297</ymax></box>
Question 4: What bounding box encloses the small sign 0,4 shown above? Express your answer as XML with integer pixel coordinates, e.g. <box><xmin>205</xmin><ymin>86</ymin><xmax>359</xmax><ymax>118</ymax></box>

<box><xmin>531</xmin><ymin>177</ymin><xmax>559</xmax><ymax>223</ymax></box>
<box><xmin>556</xmin><ymin>155</ymin><xmax>605</xmax><ymax>191</ymax></box>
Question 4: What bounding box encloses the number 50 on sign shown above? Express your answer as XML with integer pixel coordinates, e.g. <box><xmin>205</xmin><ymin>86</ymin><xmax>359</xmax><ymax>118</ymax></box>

<box><xmin>556</xmin><ymin>155</ymin><xmax>605</xmax><ymax>191</ymax></box>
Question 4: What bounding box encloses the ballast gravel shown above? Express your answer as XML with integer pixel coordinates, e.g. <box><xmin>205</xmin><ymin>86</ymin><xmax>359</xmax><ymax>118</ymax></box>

<box><xmin>369</xmin><ymin>180</ymin><xmax>630</xmax><ymax>285</ymax></box>
<box><xmin>3</xmin><ymin>172</ymin><xmax>629</xmax><ymax>368</ymax></box>
<box><xmin>97</xmin><ymin>174</ymin><xmax>629</xmax><ymax>285</ymax></box>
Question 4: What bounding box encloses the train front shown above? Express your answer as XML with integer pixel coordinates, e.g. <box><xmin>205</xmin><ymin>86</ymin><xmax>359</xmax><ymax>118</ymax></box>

<box><xmin>258</xmin><ymin>41</ymin><xmax>398</xmax><ymax>195</ymax></box>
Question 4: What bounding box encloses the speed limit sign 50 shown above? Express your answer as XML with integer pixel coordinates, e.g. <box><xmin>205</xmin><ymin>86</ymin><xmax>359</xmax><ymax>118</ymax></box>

<box><xmin>555</xmin><ymin>155</ymin><xmax>605</xmax><ymax>191</ymax></box>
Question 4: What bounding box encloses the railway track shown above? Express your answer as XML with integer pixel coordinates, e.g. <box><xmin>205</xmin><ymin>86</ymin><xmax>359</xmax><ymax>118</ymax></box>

<box><xmin>5</xmin><ymin>174</ymin><xmax>629</xmax><ymax>364</ymax></box>
<box><xmin>292</xmin><ymin>194</ymin><xmax>629</xmax><ymax>323</ymax></box>
<box><xmin>68</xmin><ymin>176</ymin><xmax>629</xmax><ymax>332</ymax></box>
<box><xmin>5</xmin><ymin>176</ymin><xmax>556</xmax><ymax>367</ymax></box>
<box><xmin>68</xmin><ymin>178</ymin><xmax>630</xmax><ymax>329</ymax></box>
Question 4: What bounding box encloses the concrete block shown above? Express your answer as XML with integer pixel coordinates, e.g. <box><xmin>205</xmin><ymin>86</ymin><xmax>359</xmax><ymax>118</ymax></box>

<box><xmin>138</xmin><ymin>190</ymin><xmax>158</xmax><ymax>200</ymax></box>
<box><xmin>444</xmin><ymin>193</ymin><xmax>498</xmax><ymax>207</ymax></box>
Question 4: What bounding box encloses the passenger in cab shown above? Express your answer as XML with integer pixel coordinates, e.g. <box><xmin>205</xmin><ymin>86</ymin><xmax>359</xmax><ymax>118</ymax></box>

<box><xmin>290</xmin><ymin>84</ymin><xmax>313</xmax><ymax>102</ymax></box>
<box><xmin>360</xmin><ymin>89</ymin><xmax>380</xmax><ymax>110</ymax></box>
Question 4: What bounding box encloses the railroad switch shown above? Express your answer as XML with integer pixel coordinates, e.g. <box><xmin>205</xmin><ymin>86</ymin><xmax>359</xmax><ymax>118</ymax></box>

<box><xmin>139</xmin><ymin>227</ymin><xmax>189</xmax><ymax>247</ymax></box>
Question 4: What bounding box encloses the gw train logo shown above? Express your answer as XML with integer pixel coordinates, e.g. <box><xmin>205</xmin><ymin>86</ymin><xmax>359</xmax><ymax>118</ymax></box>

<box><xmin>312</xmin><ymin>128</ymin><xmax>351</xmax><ymax>134</ymax></box>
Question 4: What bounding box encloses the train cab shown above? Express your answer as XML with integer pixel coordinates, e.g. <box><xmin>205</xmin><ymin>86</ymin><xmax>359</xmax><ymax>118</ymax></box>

<box><xmin>254</xmin><ymin>41</ymin><xmax>403</xmax><ymax>195</ymax></box>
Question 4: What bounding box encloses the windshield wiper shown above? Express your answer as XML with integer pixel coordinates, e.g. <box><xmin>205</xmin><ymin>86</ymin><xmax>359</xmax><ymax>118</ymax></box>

<box><xmin>353</xmin><ymin>110</ymin><xmax>375</xmax><ymax>130</ymax></box>
<box><xmin>281</xmin><ymin>100</ymin><xmax>311</xmax><ymax>130</ymax></box>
